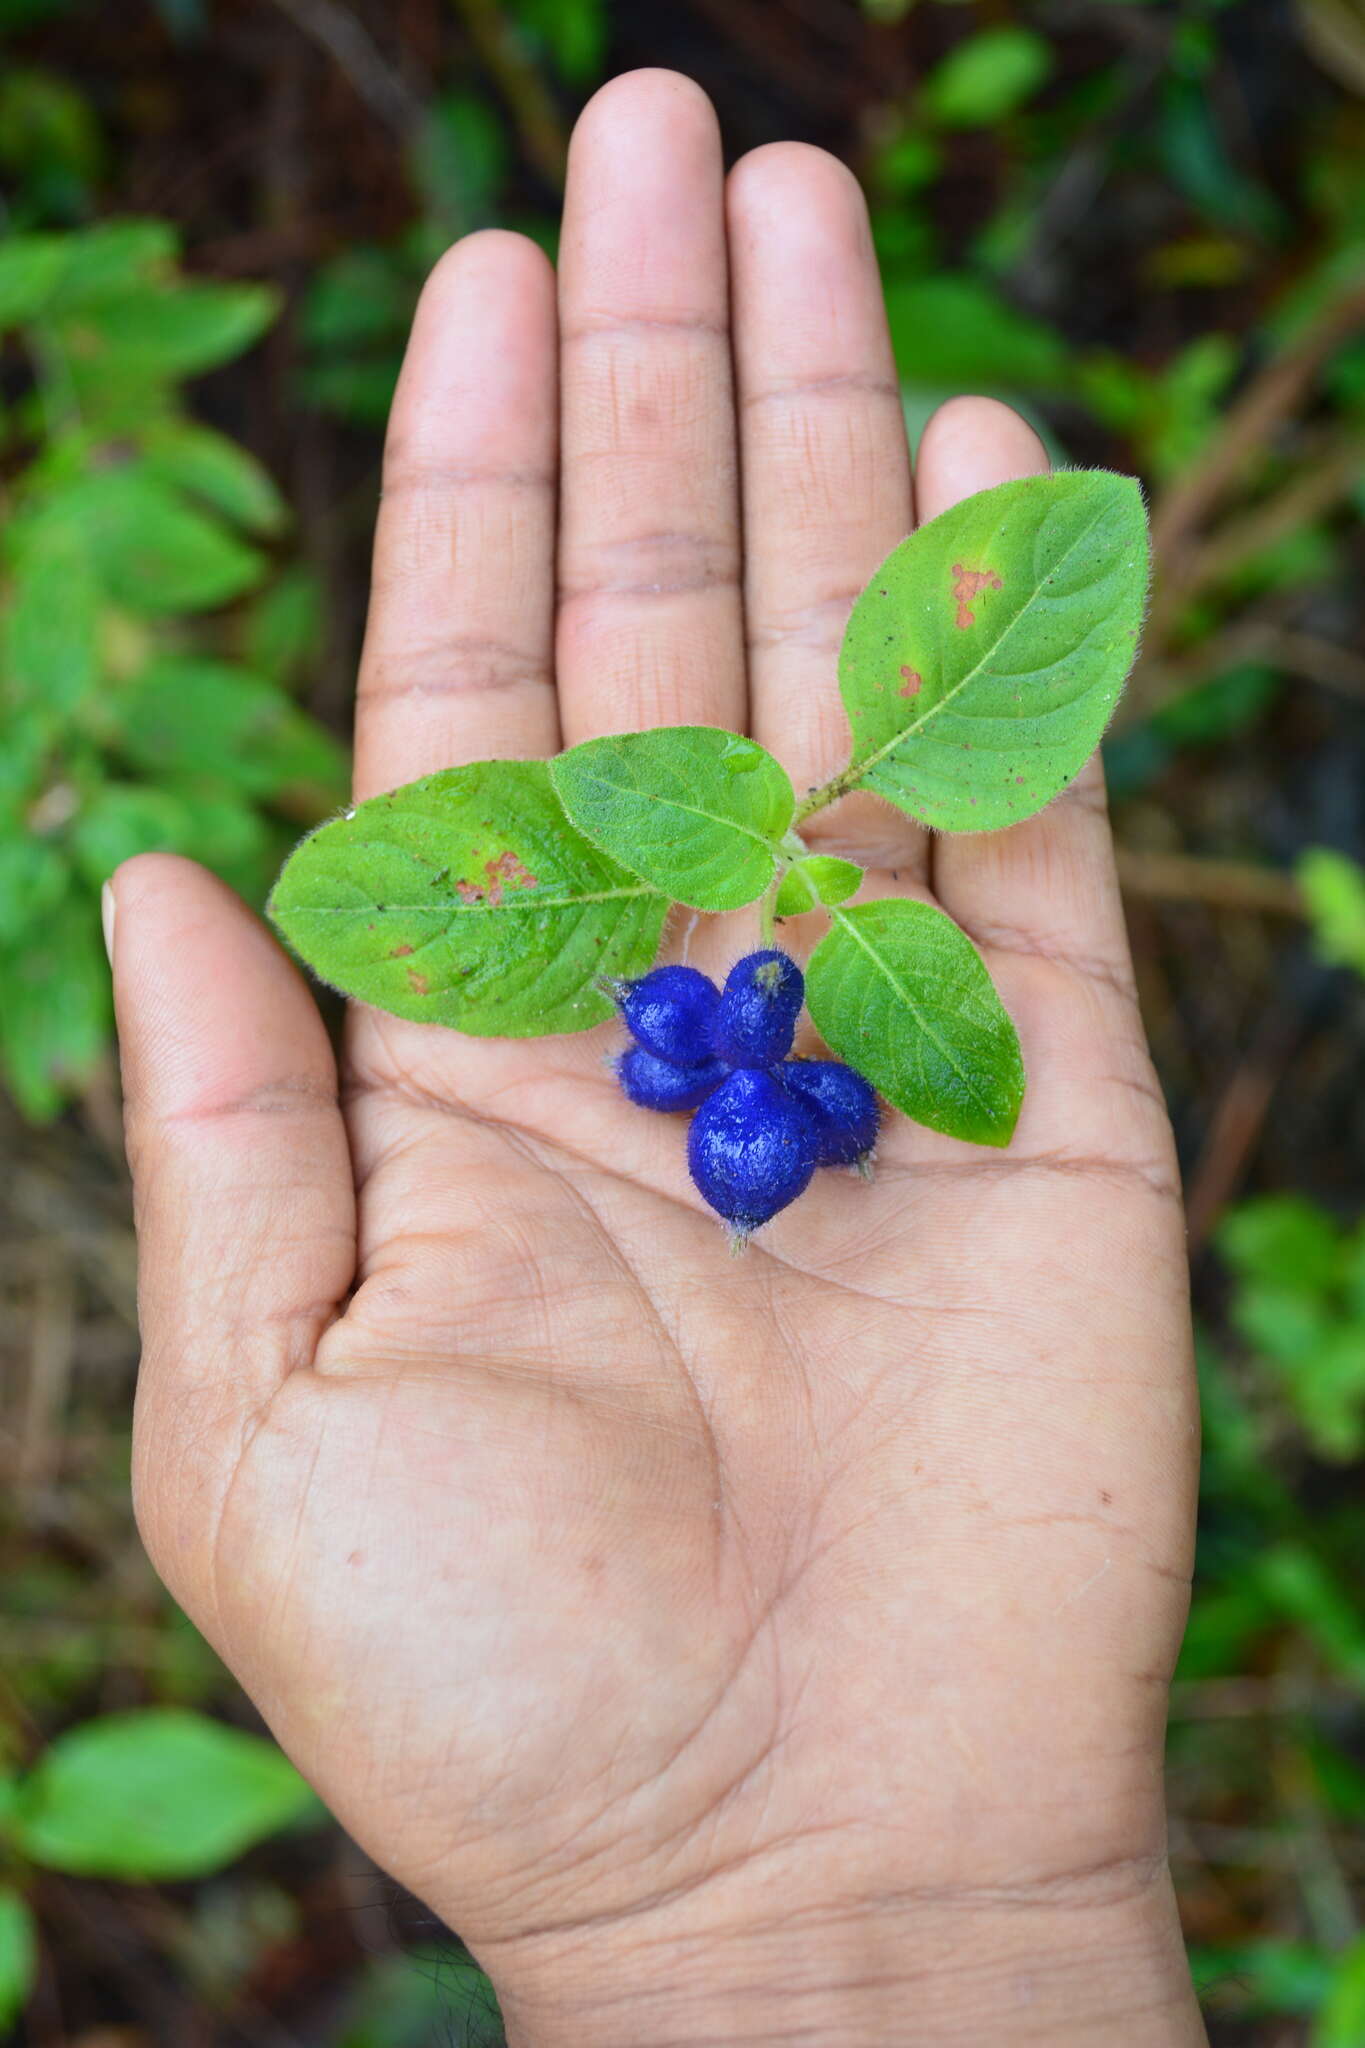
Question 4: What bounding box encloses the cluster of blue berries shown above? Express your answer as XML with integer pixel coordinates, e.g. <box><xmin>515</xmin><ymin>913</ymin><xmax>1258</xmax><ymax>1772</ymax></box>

<box><xmin>609</xmin><ymin>951</ymin><xmax>880</xmax><ymax>1238</ymax></box>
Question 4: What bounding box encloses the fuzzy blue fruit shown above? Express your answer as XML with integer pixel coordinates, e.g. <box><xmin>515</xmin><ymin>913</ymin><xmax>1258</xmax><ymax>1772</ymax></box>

<box><xmin>618</xmin><ymin>1045</ymin><xmax>726</xmax><ymax>1114</ymax></box>
<box><xmin>710</xmin><ymin>949</ymin><xmax>805</xmax><ymax>1069</ymax></box>
<box><xmin>611</xmin><ymin>964</ymin><xmax>720</xmax><ymax>1066</ymax></box>
<box><xmin>687</xmin><ymin>1068</ymin><xmax>819</xmax><ymax>1233</ymax></box>
<box><xmin>779</xmin><ymin>1059</ymin><xmax>880</xmax><ymax>1167</ymax></box>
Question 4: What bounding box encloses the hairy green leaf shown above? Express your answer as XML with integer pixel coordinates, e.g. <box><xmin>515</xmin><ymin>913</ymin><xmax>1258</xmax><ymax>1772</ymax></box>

<box><xmin>551</xmin><ymin>727</ymin><xmax>793</xmax><ymax>912</ymax></box>
<box><xmin>806</xmin><ymin>897</ymin><xmax>1024</xmax><ymax>1146</ymax></box>
<box><xmin>270</xmin><ymin>760</ymin><xmax>668</xmax><ymax>1035</ymax></box>
<box><xmin>775</xmin><ymin>855</ymin><xmax>863</xmax><ymax>917</ymax></box>
<box><xmin>836</xmin><ymin>470</ymin><xmax>1148</xmax><ymax>832</ymax></box>
<box><xmin>12</xmin><ymin>1710</ymin><xmax>320</xmax><ymax>1881</ymax></box>
<box><xmin>0</xmin><ymin>1887</ymin><xmax>37</xmax><ymax>2030</ymax></box>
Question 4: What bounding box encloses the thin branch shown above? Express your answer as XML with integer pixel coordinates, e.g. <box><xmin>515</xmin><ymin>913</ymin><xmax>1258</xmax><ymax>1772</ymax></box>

<box><xmin>1150</xmin><ymin>266</ymin><xmax>1365</xmax><ymax>569</ymax></box>
<box><xmin>265</xmin><ymin>0</ymin><xmax>423</xmax><ymax>139</ymax></box>
<box><xmin>448</xmin><ymin>0</ymin><xmax>569</xmax><ymax>190</ymax></box>
<box><xmin>1114</xmin><ymin>847</ymin><xmax>1304</xmax><ymax>918</ymax></box>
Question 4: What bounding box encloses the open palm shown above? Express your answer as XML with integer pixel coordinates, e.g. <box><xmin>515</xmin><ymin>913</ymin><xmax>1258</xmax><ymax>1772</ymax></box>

<box><xmin>114</xmin><ymin>71</ymin><xmax>1203</xmax><ymax>2046</ymax></box>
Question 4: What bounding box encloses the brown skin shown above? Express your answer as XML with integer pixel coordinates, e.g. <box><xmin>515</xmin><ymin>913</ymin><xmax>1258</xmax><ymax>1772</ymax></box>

<box><xmin>111</xmin><ymin>71</ymin><xmax>1205</xmax><ymax>2046</ymax></box>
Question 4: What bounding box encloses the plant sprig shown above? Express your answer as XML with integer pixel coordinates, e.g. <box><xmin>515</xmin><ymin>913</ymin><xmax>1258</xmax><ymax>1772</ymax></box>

<box><xmin>269</xmin><ymin>469</ymin><xmax>1149</xmax><ymax>1150</ymax></box>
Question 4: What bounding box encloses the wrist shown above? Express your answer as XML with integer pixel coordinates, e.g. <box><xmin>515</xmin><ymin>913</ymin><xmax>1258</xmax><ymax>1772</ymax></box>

<box><xmin>480</xmin><ymin>1857</ymin><xmax>1205</xmax><ymax>2048</ymax></box>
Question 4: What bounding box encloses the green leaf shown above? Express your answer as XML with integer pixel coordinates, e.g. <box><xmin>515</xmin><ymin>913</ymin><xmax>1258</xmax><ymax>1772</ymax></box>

<box><xmin>551</xmin><ymin>727</ymin><xmax>793</xmax><ymax>913</ymax></box>
<box><xmin>921</xmin><ymin>27</ymin><xmax>1054</xmax><ymax>128</ymax></box>
<box><xmin>25</xmin><ymin>468</ymin><xmax>267</xmax><ymax>613</ymax></box>
<box><xmin>1219</xmin><ymin>1195</ymin><xmax>1343</xmax><ymax>1296</ymax></box>
<box><xmin>48</xmin><ymin>278</ymin><xmax>279</xmax><ymax>382</ymax></box>
<box><xmin>510</xmin><ymin>0</ymin><xmax>606</xmax><ymax>82</ymax></box>
<box><xmin>270</xmin><ymin>760</ymin><xmax>668</xmax><ymax>1036</ymax></box>
<box><xmin>806</xmin><ymin>897</ymin><xmax>1024</xmax><ymax>1147</ymax></box>
<box><xmin>0</xmin><ymin>886</ymin><xmax>109</xmax><ymax>1120</ymax></box>
<box><xmin>1315</xmin><ymin>1938</ymin><xmax>1365</xmax><ymax>2048</ymax></box>
<box><xmin>12</xmin><ymin>1710</ymin><xmax>320</xmax><ymax>1881</ymax></box>
<box><xmin>775</xmin><ymin>855</ymin><xmax>863</xmax><ymax>917</ymax></box>
<box><xmin>242</xmin><ymin>565</ymin><xmax>324</xmax><ymax>685</ymax></box>
<box><xmin>0</xmin><ymin>232</ymin><xmax>65</xmax><ymax>326</ymax></box>
<box><xmin>1</xmin><ymin>521</ymin><xmax>99</xmax><ymax>720</ymax></box>
<box><xmin>118</xmin><ymin>657</ymin><xmax>345</xmax><ymax>809</ymax></box>
<box><xmin>340</xmin><ymin>1944</ymin><xmax>502</xmax><ymax>2048</ymax></box>
<box><xmin>0</xmin><ymin>1887</ymin><xmax>37</xmax><ymax>2031</ymax></box>
<box><xmin>836</xmin><ymin>470</ymin><xmax>1148</xmax><ymax>832</ymax></box>
<box><xmin>1298</xmin><ymin>848</ymin><xmax>1365</xmax><ymax>976</ymax></box>
<box><xmin>45</xmin><ymin>220</ymin><xmax>178</xmax><ymax>311</ymax></box>
<box><xmin>140</xmin><ymin>421</ymin><xmax>288</xmax><ymax>537</ymax></box>
<box><xmin>884</xmin><ymin>274</ymin><xmax>1071</xmax><ymax>393</ymax></box>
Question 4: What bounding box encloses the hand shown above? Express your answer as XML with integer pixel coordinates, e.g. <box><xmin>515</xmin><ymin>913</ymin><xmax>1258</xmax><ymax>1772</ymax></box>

<box><xmin>111</xmin><ymin>70</ymin><xmax>1204</xmax><ymax>2047</ymax></box>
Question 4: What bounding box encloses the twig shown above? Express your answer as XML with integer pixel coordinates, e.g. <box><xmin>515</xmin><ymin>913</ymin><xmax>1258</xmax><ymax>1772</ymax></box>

<box><xmin>1177</xmin><ymin>431</ymin><xmax>1365</xmax><ymax>605</ymax></box>
<box><xmin>1150</xmin><ymin>266</ymin><xmax>1365</xmax><ymax>569</ymax></box>
<box><xmin>1114</xmin><ymin>847</ymin><xmax>1304</xmax><ymax>919</ymax></box>
<box><xmin>264</xmin><ymin>0</ymin><xmax>423</xmax><ymax>139</ymax></box>
<box><xmin>448</xmin><ymin>0</ymin><xmax>568</xmax><ymax>190</ymax></box>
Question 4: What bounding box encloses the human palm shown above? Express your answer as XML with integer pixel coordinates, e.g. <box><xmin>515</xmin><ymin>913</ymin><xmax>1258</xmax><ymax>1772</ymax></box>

<box><xmin>114</xmin><ymin>71</ymin><xmax>1203</xmax><ymax>2045</ymax></box>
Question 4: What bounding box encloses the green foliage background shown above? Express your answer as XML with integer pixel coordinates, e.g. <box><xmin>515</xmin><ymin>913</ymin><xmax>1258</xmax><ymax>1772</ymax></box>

<box><xmin>1</xmin><ymin>0</ymin><xmax>1364</xmax><ymax>2041</ymax></box>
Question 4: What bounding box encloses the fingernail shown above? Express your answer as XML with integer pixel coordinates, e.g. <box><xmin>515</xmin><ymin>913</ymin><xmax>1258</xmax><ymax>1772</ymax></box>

<box><xmin>101</xmin><ymin>880</ymin><xmax>117</xmax><ymax>968</ymax></box>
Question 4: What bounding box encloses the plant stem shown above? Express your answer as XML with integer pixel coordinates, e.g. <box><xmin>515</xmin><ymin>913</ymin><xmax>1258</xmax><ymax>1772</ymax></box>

<box><xmin>792</xmin><ymin>768</ymin><xmax>860</xmax><ymax>826</ymax></box>
<box><xmin>759</xmin><ymin>878</ymin><xmax>778</xmax><ymax>947</ymax></box>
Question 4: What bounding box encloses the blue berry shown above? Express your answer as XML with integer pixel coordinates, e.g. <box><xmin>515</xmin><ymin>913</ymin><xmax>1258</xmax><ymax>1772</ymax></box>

<box><xmin>687</xmin><ymin>1068</ymin><xmax>818</xmax><ymax>1234</ymax></box>
<box><xmin>610</xmin><ymin>964</ymin><xmax>719</xmax><ymax>1066</ymax></box>
<box><xmin>710</xmin><ymin>949</ymin><xmax>805</xmax><ymax>1069</ymax></box>
<box><xmin>779</xmin><ymin>1059</ymin><xmax>880</xmax><ymax>1168</ymax></box>
<box><xmin>617</xmin><ymin>1045</ymin><xmax>726</xmax><ymax>1114</ymax></box>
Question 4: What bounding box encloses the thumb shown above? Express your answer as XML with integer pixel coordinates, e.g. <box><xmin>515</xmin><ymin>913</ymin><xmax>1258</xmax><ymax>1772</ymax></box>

<box><xmin>108</xmin><ymin>854</ymin><xmax>356</xmax><ymax>1619</ymax></box>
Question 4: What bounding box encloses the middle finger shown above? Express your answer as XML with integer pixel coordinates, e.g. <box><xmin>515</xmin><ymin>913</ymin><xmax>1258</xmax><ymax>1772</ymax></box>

<box><xmin>555</xmin><ymin>71</ymin><xmax>746</xmax><ymax>744</ymax></box>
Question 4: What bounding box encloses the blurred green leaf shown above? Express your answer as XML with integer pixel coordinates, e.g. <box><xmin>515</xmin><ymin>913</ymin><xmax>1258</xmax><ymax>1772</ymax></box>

<box><xmin>47</xmin><ymin>276</ymin><xmax>278</xmax><ymax>387</ymax></box>
<box><xmin>0</xmin><ymin>837</ymin><xmax>68</xmax><ymax>947</ymax></box>
<box><xmin>46</xmin><ymin>219</ymin><xmax>178</xmax><ymax>310</ymax></box>
<box><xmin>117</xmin><ymin>656</ymin><xmax>345</xmax><ymax>807</ymax></box>
<box><xmin>242</xmin><ymin>565</ymin><xmax>324</xmax><ymax>686</ymax></box>
<box><xmin>921</xmin><ymin>27</ymin><xmax>1053</xmax><ymax>127</ymax></box>
<box><xmin>409</xmin><ymin>92</ymin><xmax>508</xmax><ymax>230</ymax></box>
<box><xmin>140</xmin><ymin>420</ymin><xmax>288</xmax><ymax>537</ymax></box>
<box><xmin>0</xmin><ymin>232</ymin><xmax>66</xmax><ymax>325</ymax></box>
<box><xmin>0</xmin><ymin>1888</ymin><xmax>37</xmax><ymax>2032</ymax></box>
<box><xmin>1299</xmin><ymin>848</ymin><xmax>1365</xmax><ymax>975</ymax></box>
<box><xmin>340</xmin><ymin>1945</ymin><xmax>503</xmax><ymax>2048</ymax></box>
<box><xmin>509</xmin><ymin>0</ymin><xmax>606</xmax><ymax>83</ymax></box>
<box><xmin>12</xmin><ymin>1710</ymin><xmax>322</xmax><ymax>1881</ymax></box>
<box><xmin>1220</xmin><ymin>1195</ymin><xmax>1345</xmax><ymax>1294</ymax></box>
<box><xmin>22</xmin><ymin>468</ymin><xmax>267</xmax><ymax>612</ymax></box>
<box><xmin>1258</xmin><ymin>1543</ymin><xmax>1365</xmax><ymax>1689</ymax></box>
<box><xmin>884</xmin><ymin>274</ymin><xmax>1070</xmax><ymax>391</ymax></box>
<box><xmin>0</xmin><ymin>65</ymin><xmax>102</xmax><ymax>220</ymax></box>
<box><xmin>1192</xmin><ymin>1939</ymin><xmax>1335</xmax><ymax>2015</ymax></box>
<box><xmin>1314</xmin><ymin>1937</ymin><xmax>1365</xmax><ymax>2047</ymax></box>
<box><xmin>0</xmin><ymin>885</ymin><xmax>109</xmax><ymax>1119</ymax></box>
<box><xmin>2</xmin><ymin>520</ymin><xmax>99</xmax><ymax>721</ymax></box>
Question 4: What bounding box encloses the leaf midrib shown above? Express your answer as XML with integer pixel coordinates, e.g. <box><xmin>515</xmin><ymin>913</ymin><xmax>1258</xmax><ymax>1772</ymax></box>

<box><xmin>847</xmin><ymin>494</ymin><xmax>1120</xmax><ymax>788</ymax></box>
<box><xmin>279</xmin><ymin>881</ymin><xmax>660</xmax><ymax>918</ymax></box>
<box><xmin>563</xmin><ymin>762</ymin><xmax>786</xmax><ymax>858</ymax></box>
<box><xmin>830</xmin><ymin>905</ymin><xmax>1001</xmax><ymax>1124</ymax></box>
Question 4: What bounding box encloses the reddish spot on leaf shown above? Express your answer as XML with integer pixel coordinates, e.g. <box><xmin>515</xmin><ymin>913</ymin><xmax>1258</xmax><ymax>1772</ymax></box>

<box><xmin>482</xmin><ymin>849</ymin><xmax>538</xmax><ymax>911</ymax></box>
<box><xmin>455</xmin><ymin>879</ymin><xmax>484</xmax><ymax>904</ymax></box>
<box><xmin>950</xmin><ymin>561</ymin><xmax>1004</xmax><ymax>630</ymax></box>
<box><xmin>898</xmin><ymin>667</ymin><xmax>923</xmax><ymax>698</ymax></box>
<box><xmin>391</xmin><ymin>943</ymin><xmax>414</xmax><ymax>957</ymax></box>
<box><xmin>406</xmin><ymin>968</ymin><xmax>430</xmax><ymax>996</ymax></box>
